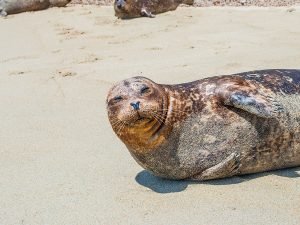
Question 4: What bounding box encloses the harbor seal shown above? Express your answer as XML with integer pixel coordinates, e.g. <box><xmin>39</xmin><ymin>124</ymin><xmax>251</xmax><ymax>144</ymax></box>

<box><xmin>107</xmin><ymin>69</ymin><xmax>300</xmax><ymax>180</ymax></box>
<box><xmin>0</xmin><ymin>0</ymin><xmax>71</xmax><ymax>16</ymax></box>
<box><xmin>114</xmin><ymin>0</ymin><xmax>194</xmax><ymax>19</ymax></box>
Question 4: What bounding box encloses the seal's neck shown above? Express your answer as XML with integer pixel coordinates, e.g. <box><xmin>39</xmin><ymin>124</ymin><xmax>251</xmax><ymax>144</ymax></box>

<box><xmin>122</xmin><ymin>120</ymin><xmax>168</xmax><ymax>153</ymax></box>
<box><xmin>163</xmin><ymin>83</ymin><xmax>204</xmax><ymax>124</ymax></box>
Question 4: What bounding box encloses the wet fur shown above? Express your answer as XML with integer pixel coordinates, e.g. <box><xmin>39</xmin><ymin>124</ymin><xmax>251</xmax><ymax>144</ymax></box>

<box><xmin>107</xmin><ymin>69</ymin><xmax>300</xmax><ymax>180</ymax></box>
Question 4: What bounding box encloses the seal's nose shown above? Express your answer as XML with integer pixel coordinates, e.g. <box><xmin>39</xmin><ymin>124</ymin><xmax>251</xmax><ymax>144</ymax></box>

<box><xmin>130</xmin><ymin>101</ymin><xmax>140</xmax><ymax>110</ymax></box>
<box><xmin>116</xmin><ymin>0</ymin><xmax>124</xmax><ymax>9</ymax></box>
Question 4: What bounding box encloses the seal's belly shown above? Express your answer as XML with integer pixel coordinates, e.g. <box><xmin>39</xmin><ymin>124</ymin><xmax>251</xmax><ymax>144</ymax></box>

<box><xmin>142</xmin><ymin>111</ymin><xmax>259</xmax><ymax>179</ymax></box>
<box><xmin>175</xmin><ymin>111</ymin><xmax>259</xmax><ymax>176</ymax></box>
<box><xmin>144</xmin><ymin>100</ymin><xmax>300</xmax><ymax>179</ymax></box>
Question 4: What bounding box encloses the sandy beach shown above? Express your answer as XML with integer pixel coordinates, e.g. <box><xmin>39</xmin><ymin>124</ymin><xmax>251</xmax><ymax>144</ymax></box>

<box><xmin>0</xmin><ymin>5</ymin><xmax>300</xmax><ymax>225</ymax></box>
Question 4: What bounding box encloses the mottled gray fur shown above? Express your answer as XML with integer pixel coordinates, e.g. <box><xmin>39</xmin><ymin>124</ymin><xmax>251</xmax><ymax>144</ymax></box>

<box><xmin>108</xmin><ymin>69</ymin><xmax>300</xmax><ymax>180</ymax></box>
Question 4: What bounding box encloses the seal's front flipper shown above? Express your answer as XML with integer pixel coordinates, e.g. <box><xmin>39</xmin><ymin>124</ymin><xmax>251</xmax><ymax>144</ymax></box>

<box><xmin>141</xmin><ymin>8</ymin><xmax>155</xmax><ymax>18</ymax></box>
<box><xmin>220</xmin><ymin>90</ymin><xmax>284</xmax><ymax>118</ymax></box>
<box><xmin>191</xmin><ymin>152</ymin><xmax>240</xmax><ymax>181</ymax></box>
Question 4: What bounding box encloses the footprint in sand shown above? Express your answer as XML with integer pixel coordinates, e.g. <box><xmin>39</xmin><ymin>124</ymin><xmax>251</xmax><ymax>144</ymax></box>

<box><xmin>146</xmin><ymin>47</ymin><xmax>162</xmax><ymax>51</ymax></box>
<box><xmin>9</xmin><ymin>71</ymin><xmax>27</xmax><ymax>76</ymax></box>
<box><xmin>62</xmin><ymin>8</ymin><xmax>75</xmax><ymax>13</ymax></box>
<box><xmin>94</xmin><ymin>17</ymin><xmax>114</xmax><ymax>25</ymax></box>
<box><xmin>54</xmin><ymin>24</ymin><xmax>85</xmax><ymax>40</ymax></box>
<box><xmin>93</xmin><ymin>35</ymin><xmax>114</xmax><ymax>40</ymax></box>
<box><xmin>76</xmin><ymin>54</ymin><xmax>102</xmax><ymax>64</ymax></box>
<box><xmin>175</xmin><ymin>64</ymin><xmax>189</xmax><ymax>68</ymax></box>
<box><xmin>57</xmin><ymin>69</ymin><xmax>77</xmax><ymax>77</ymax></box>
<box><xmin>1</xmin><ymin>55</ymin><xmax>36</xmax><ymax>63</ymax></box>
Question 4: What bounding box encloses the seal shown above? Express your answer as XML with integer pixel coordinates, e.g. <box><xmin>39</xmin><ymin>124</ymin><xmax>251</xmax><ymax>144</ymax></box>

<box><xmin>107</xmin><ymin>69</ymin><xmax>300</xmax><ymax>180</ymax></box>
<box><xmin>114</xmin><ymin>0</ymin><xmax>194</xmax><ymax>19</ymax></box>
<box><xmin>0</xmin><ymin>0</ymin><xmax>71</xmax><ymax>16</ymax></box>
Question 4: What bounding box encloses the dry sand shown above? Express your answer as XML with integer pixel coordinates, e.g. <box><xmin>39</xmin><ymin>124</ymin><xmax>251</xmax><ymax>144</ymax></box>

<box><xmin>0</xmin><ymin>5</ymin><xmax>300</xmax><ymax>225</ymax></box>
<box><xmin>71</xmin><ymin>0</ymin><xmax>300</xmax><ymax>7</ymax></box>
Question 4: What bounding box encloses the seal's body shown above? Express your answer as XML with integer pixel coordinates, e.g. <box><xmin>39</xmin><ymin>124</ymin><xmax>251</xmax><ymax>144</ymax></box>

<box><xmin>114</xmin><ymin>0</ymin><xmax>194</xmax><ymax>19</ymax></box>
<box><xmin>0</xmin><ymin>0</ymin><xmax>71</xmax><ymax>16</ymax></box>
<box><xmin>107</xmin><ymin>69</ymin><xmax>300</xmax><ymax>180</ymax></box>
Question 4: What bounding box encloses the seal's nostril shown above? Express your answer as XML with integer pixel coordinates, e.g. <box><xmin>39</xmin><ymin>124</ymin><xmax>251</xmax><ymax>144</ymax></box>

<box><xmin>130</xmin><ymin>101</ymin><xmax>140</xmax><ymax>110</ymax></box>
<box><xmin>117</xmin><ymin>4</ymin><xmax>122</xmax><ymax>9</ymax></box>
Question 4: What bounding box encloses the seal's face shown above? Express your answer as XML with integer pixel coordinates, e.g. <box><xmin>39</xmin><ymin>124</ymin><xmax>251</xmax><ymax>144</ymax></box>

<box><xmin>115</xmin><ymin>0</ymin><xmax>126</xmax><ymax>9</ymax></box>
<box><xmin>114</xmin><ymin>0</ymin><xmax>129</xmax><ymax>17</ymax></box>
<box><xmin>114</xmin><ymin>0</ymin><xmax>141</xmax><ymax>19</ymax></box>
<box><xmin>107</xmin><ymin>77</ymin><xmax>167</xmax><ymax>134</ymax></box>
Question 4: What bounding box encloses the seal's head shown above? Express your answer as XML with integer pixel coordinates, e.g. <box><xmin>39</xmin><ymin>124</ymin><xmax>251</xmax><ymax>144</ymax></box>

<box><xmin>114</xmin><ymin>0</ymin><xmax>127</xmax><ymax>17</ymax></box>
<box><xmin>114</xmin><ymin>0</ymin><xmax>139</xmax><ymax>19</ymax></box>
<box><xmin>107</xmin><ymin>77</ymin><xmax>169</xmax><ymax>149</ymax></box>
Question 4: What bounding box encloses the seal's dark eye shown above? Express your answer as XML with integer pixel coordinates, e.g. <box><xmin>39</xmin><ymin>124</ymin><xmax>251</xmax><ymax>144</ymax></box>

<box><xmin>113</xmin><ymin>96</ymin><xmax>123</xmax><ymax>102</ymax></box>
<box><xmin>141</xmin><ymin>86</ymin><xmax>150</xmax><ymax>94</ymax></box>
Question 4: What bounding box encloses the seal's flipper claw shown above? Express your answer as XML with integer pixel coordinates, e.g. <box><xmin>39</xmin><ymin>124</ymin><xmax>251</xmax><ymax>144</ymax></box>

<box><xmin>0</xmin><ymin>8</ymin><xmax>7</xmax><ymax>17</ymax></box>
<box><xmin>141</xmin><ymin>8</ymin><xmax>155</xmax><ymax>18</ymax></box>
<box><xmin>148</xmin><ymin>12</ymin><xmax>155</xmax><ymax>18</ymax></box>
<box><xmin>190</xmin><ymin>152</ymin><xmax>240</xmax><ymax>181</ymax></box>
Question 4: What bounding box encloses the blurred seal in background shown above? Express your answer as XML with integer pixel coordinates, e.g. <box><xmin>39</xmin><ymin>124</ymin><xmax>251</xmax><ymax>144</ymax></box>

<box><xmin>0</xmin><ymin>0</ymin><xmax>71</xmax><ymax>16</ymax></box>
<box><xmin>114</xmin><ymin>0</ymin><xmax>194</xmax><ymax>19</ymax></box>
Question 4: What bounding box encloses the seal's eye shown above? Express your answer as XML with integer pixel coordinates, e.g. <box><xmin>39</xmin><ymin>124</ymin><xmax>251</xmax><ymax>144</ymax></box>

<box><xmin>141</xmin><ymin>86</ymin><xmax>150</xmax><ymax>94</ymax></box>
<box><xmin>113</xmin><ymin>96</ymin><xmax>123</xmax><ymax>103</ymax></box>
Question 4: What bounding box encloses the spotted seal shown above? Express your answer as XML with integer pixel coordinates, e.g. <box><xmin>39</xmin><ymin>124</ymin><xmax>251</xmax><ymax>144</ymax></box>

<box><xmin>107</xmin><ymin>69</ymin><xmax>300</xmax><ymax>180</ymax></box>
<box><xmin>114</xmin><ymin>0</ymin><xmax>194</xmax><ymax>19</ymax></box>
<box><xmin>0</xmin><ymin>0</ymin><xmax>71</xmax><ymax>16</ymax></box>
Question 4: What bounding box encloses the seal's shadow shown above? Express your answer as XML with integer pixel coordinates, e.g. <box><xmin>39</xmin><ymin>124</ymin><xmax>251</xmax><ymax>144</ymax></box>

<box><xmin>135</xmin><ymin>167</ymin><xmax>300</xmax><ymax>194</ymax></box>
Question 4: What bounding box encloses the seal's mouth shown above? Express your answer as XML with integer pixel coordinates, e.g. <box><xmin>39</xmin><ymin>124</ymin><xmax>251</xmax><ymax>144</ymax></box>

<box><xmin>136</xmin><ymin>117</ymin><xmax>144</xmax><ymax>122</ymax></box>
<box><xmin>132</xmin><ymin>115</ymin><xmax>148</xmax><ymax>124</ymax></box>
<box><xmin>126</xmin><ymin>113</ymin><xmax>153</xmax><ymax>126</ymax></box>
